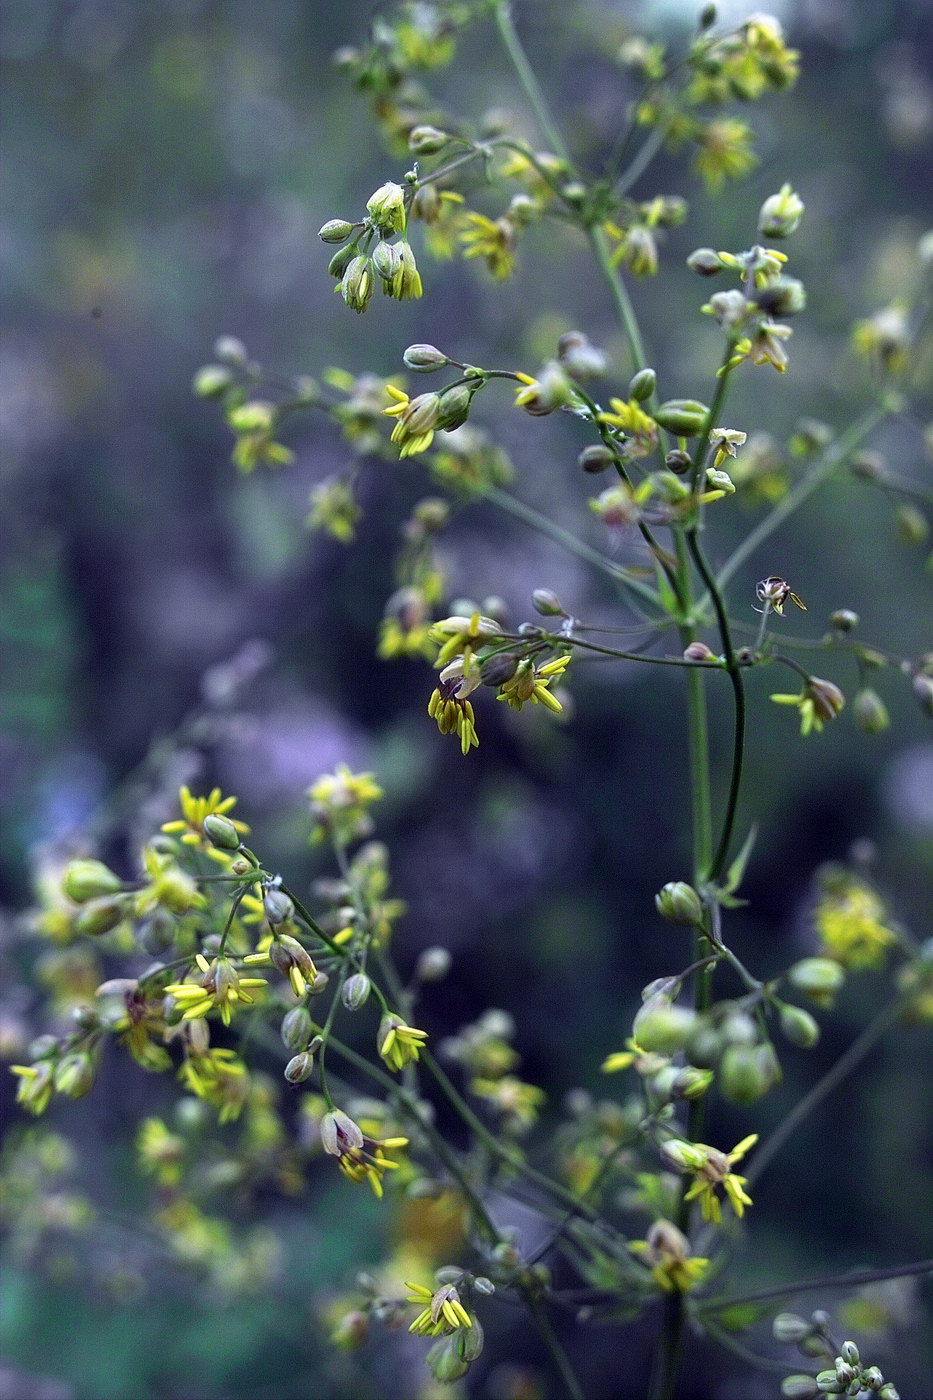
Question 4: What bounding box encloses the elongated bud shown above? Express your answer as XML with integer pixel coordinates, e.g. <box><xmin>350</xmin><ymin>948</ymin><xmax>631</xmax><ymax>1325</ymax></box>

<box><xmin>788</xmin><ymin>957</ymin><xmax>845</xmax><ymax>1006</ymax></box>
<box><xmin>341</xmin><ymin>255</ymin><xmax>374</xmax><ymax>313</ymax></box>
<box><xmin>655</xmin><ymin>881</ymin><xmax>703</xmax><ymax>926</ymax></box>
<box><xmin>480</xmin><ymin>652</ymin><xmax>519</xmax><ymax>686</ymax></box>
<box><xmin>281</xmin><ymin>1005</ymin><xmax>313</xmax><ymax>1051</ymax></box>
<box><xmin>628</xmin><ymin>367</ymin><xmax>656</xmax><ymax>401</ymax></box>
<box><xmin>366</xmin><ymin>182</ymin><xmax>406</xmax><ymax>235</ymax></box>
<box><xmin>403</xmin><ymin>344</ymin><xmax>448</xmax><ymax>372</ymax></box>
<box><xmin>63</xmin><ymin>860</ymin><xmax>122</xmax><ymax>903</ymax></box>
<box><xmin>687</xmin><ymin>247</ymin><xmax>724</xmax><ymax>276</ymax></box>
<box><xmin>263</xmin><ymin>888</ymin><xmax>294</xmax><ymax>924</ymax></box>
<box><xmin>759</xmin><ymin>184</ymin><xmax>804</xmax><ymax>239</ymax></box>
<box><xmin>653</xmin><ymin>399</ymin><xmax>709</xmax><ymax>436</ymax></box>
<box><xmin>342</xmin><ymin>973</ymin><xmax>371</xmax><ymax>1011</ymax></box>
<box><xmin>781</xmin><ymin>1379</ymin><xmax>819</xmax><ymax>1400</ymax></box>
<box><xmin>578</xmin><ymin>444</ymin><xmax>614</xmax><ymax>473</ymax></box>
<box><xmin>328</xmin><ymin>243</ymin><xmax>356</xmax><ymax>279</ymax></box>
<box><xmin>318</xmin><ymin>219</ymin><xmax>354</xmax><ymax>244</ymax></box>
<box><xmin>436</xmin><ymin>383</ymin><xmax>474</xmax><ymax>431</ymax></box>
<box><xmin>203</xmin><ymin>813</ymin><xmax>241</xmax><ymax>850</ymax></box>
<box><xmin>372</xmin><ymin>240</ymin><xmax>402</xmax><ymax>282</ymax></box>
<box><xmin>779</xmin><ymin>1003</ymin><xmax>820</xmax><ymax>1048</ymax></box>
<box><xmin>854</xmin><ymin>688</ymin><xmax>889</xmax><ymax>734</ymax></box>
<box><xmin>284</xmin><ymin>1050</ymin><xmax>316</xmax><ymax>1083</ymax></box>
<box><xmin>408</xmin><ymin>124</ymin><xmax>450</xmax><ymax>154</ymax></box>
<box><xmin>532</xmin><ymin>588</ymin><xmax>565</xmax><ymax>617</ymax></box>
<box><xmin>75</xmin><ymin>896</ymin><xmax>125</xmax><ymax>937</ymax></box>
<box><xmin>773</xmin><ymin>1313</ymin><xmax>810</xmax><ymax>1343</ymax></box>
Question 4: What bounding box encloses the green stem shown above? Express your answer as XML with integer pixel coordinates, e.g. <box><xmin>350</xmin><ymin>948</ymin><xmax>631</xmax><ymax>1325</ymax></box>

<box><xmin>525</xmin><ymin>1293</ymin><xmax>585</xmax><ymax>1400</ymax></box>
<box><xmin>493</xmin><ymin>4</ymin><xmax>571</xmax><ymax>163</ymax></box>
<box><xmin>702</xmin><ymin>1259</ymin><xmax>933</xmax><ymax>1314</ymax></box>
<box><xmin>745</xmin><ymin>1000</ymin><xmax>899</xmax><ymax>1188</ymax></box>
<box><xmin>713</xmin><ymin>403</ymin><xmax>888</xmax><ymax>595</ymax></box>
<box><xmin>588</xmin><ymin>226</ymin><xmax>650</xmax><ymax>374</ymax></box>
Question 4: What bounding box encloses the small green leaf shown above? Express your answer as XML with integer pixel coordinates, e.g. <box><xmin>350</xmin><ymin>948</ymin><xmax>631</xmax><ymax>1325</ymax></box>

<box><xmin>723</xmin><ymin>824</ymin><xmax>758</xmax><ymax>895</ymax></box>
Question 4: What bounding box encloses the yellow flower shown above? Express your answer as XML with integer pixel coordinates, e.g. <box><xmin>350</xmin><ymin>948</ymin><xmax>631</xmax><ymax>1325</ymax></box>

<box><xmin>136</xmin><ymin>846</ymin><xmax>204</xmax><ymax>914</ymax></box>
<box><xmin>814</xmin><ymin>880</ymin><xmax>896</xmax><ymax>970</ymax></box>
<box><xmin>137</xmin><ymin>1117</ymin><xmax>185</xmax><ymax>1186</ymax></box>
<box><xmin>629</xmin><ymin>1220</ymin><xmax>710</xmax><ymax>1293</ymax></box>
<box><xmin>771</xmin><ymin>676</ymin><xmax>844</xmax><ymax>735</ymax></box>
<box><xmin>428</xmin><ymin>671</ymin><xmax>480</xmax><ymax>754</ymax></box>
<box><xmin>470</xmin><ymin>1075</ymin><xmax>544</xmax><ymax>1130</ymax></box>
<box><xmin>497</xmin><ymin>654</ymin><xmax>569</xmax><ymax>713</ymax></box>
<box><xmin>377</xmin><ymin>587</ymin><xmax>435</xmax><ymax>660</ymax></box>
<box><xmin>405</xmin><ymin>1281</ymin><xmax>474</xmax><ymax>1335</ymax></box>
<box><xmin>596</xmin><ymin>397</ymin><xmax>658</xmax><ymax>458</ymax></box>
<box><xmin>459</xmin><ymin>212</ymin><xmax>517</xmax><ymax>280</ymax></box>
<box><xmin>378</xmin><ymin>1014</ymin><xmax>429</xmax><ymax>1072</ymax></box>
<box><xmin>9</xmin><ymin>1061</ymin><xmax>55</xmax><ymax>1116</ymax></box>
<box><xmin>383</xmin><ymin>384</ymin><xmax>441</xmax><ymax>458</ymax></box>
<box><xmin>178</xmin><ymin>1046</ymin><xmax>250</xmax><ymax>1122</ymax></box>
<box><xmin>164</xmin><ymin>953</ymin><xmax>267</xmax><ymax>1027</ymax></box>
<box><xmin>663</xmin><ymin>1133</ymin><xmax>758</xmax><ymax>1224</ymax></box>
<box><xmin>694</xmin><ymin>120</ymin><xmax>758</xmax><ymax>192</ymax></box>
<box><xmin>320</xmin><ymin>1109</ymin><xmax>409</xmax><ymax>1198</ymax></box>
<box><xmin>162</xmin><ymin>786</ymin><xmax>249</xmax><ymax>858</ymax></box>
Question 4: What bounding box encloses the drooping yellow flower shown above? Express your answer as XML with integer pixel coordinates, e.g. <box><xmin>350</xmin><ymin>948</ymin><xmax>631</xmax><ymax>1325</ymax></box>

<box><xmin>629</xmin><ymin>1220</ymin><xmax>710</xmax><ymax>1293</ymax></box>
<box><xmin>662</xmin><ymin>1133</ymin><xmax>758</xmax><ymax>1224</ymax></box>
<box><xmin>378</xmin><ymin>1013</ymin><xmax>429</xmax><ymax>1072</ymax></box>
<box><xmin>459</xmin><ymin>212</ymin><xmax>517</xmax><ymax>279</ymax></box>
<box><xmin>383</xmin><ymin>384</ymin><xmax>441</xmax><ymax>457</ymax></box>
<box><xmin>771</xmin><ymin>676</ymin><xmax>844</xmax><ymax>735</ymax></box>
<box><xmin>405</xmin><ymin>1281</ymin><xmax>474</xmax><ymax>1336</ymax></box>
<box><xmin>320</xmin><ymin>1109</ymin><xmax>409</xmax><ymax>1198</ymax></box>
<box><xmin>164</xmin><ymin>953</ymin><xmax>267</xmax><ymax>1027</ymax></box>
<box><xmin>694</xmin><ymin>119</ymin><xmax>758</xmax><ymax>192</ymax></box>
<box><xmin>497</xmin><ymin>654</ymin><xmax>569</xmax><ymax>713</ymax></box>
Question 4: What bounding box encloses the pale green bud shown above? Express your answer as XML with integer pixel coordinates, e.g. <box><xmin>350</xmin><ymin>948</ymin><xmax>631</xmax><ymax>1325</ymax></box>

<box><xmin>408</xmin><ymin>125</ymin><xmax>450</xmax><ymax>154</ymax></box>
<box><xmin>687</xmin><ymin>247</ymin><xmax>724</xmax><ymax>276</ymax></box>
<box><xmin>655</xmin><ymin>881</ymin><xmax>704</xmax><ymax>926</ymax></box>
<box><xmin>372</xmin><ymin>239</ymin><xmax>402</xmax><ymax>283</ymax></box>
<box><xmin>203</xmin><ymin>813</ymin><xmax>241</xmax><ymax>850</ymax></box>
<box><xmin>327</xmin><ymin>243</ymin><xmax>356</xmax><ymax>279</ymax></box>
<box><xmin>773</xmin><ymin>1313</ymin><xmax>811</xmax><ymax>1343</ymax></box>
<box><xmin>192</xmin><ymin>365</ymin><xmax>233</xmax><ymax>398</ymax></box>
<box><xmin>653</xmin><ymin>399</ymin><xmax>709</xmax><ymax>437</ymax></box>
<box><xmin>263</xmin><ymin>888</ymin><xmax>294</xmax><ymax>924</ymax></box>
<box><xmin>759</xmin><ymin>184</ymin><xmax>805</xmax><ymax>238</ymax></box>
<box><xmin>557</xmin><ymin>331</ymin><xmax>607</xmax><ymax>380</ymax></box>
<box><xmin>342</xmin><ymin>973</ymin><xmax>371</xmax><ymax>1011</ymax></box>
<box><xmin>366</xmin><ymin>181</ymin><xmax>406</xmax><ymax>235</ymax></box>
<box><xmin>780</xmin><ymin>1003</ymin><xmax>820</xmax><ymax>1048</ymax></box>
<box><xmin>854</xmin><ymin>688</ymin><xmax>890</xmax><ymax>734</ymax></box>
<box><xmin>633</xmin><ymin>996</ymin><xmax>697</xmax><ymax>1053</ymax></box>
<box><xmin>63</xmin><ymin>860</ymin><xmax>122</xmax><ymax>903</ymax></box>
<box><xmin>75</xmin><ymin>896</ymin><xmax>125</xmax><ymax>937</ymax></box>
<box><xmin>629</xmin><ymin>367</ymin><xmax>656</xmax><ymax>401</ymax></box>
<box><xmin>788</xmin><ymin>957</ymin><xmax>845</xmax><ymax>1006</ymax></box>
<box><xmin>403</xmin><ymin>344</ymin><xmax>448</xmax><ymax>372</ymax></box>
<box><xmin>213</xmin><ymin>335</ymin><xmax>247</xmax><ymax>365</ymax></box>
<box><xmin>54</xmin><ymin>1052</ymin><xmax>95</xmax><ymax>1098</ymax></box>
<box><xmin>436</xmin><ymin>383</ymin><xmax>475</xmax><ymax>431</ymax></box>
<box><xmin>782</xmin><ymin>1379</ymin><xmax>819</xmax><ymax>1400</ymax></box>
<box><xmin>284</xmin><ymin>1051</ymin><xmax>315</xmax><ymax>1083</ymax></box>
<box><xmin>281</xmin><ymin>1006</ymin><xmax>313</xmax><ymax>1051</ymax></box>
<box><xmin>532</xmin><ymin>588</ymin><xmax>565</xmax><ymax>617</ymax></box>
<box><xmin>720</xmin><ymin>1044</ymin><xmax>771</xmax><ymax>1103</ymax></box>
<box><xmin>706</xmin><ymin>468</ymin><xmax>736</xmax><ymax>494</ymax></box>
<box><xmin>318</xmin><ymin>218</ymin><xmax>354</xmax><ymax>244</ymax></box>
<box><xmin>341</xmin><ymin>256</ymin><xmax>374</xmax><ymax>313</ymax></box>
<box><xmin>830</xmin><ymin>609</ymin><xmax>859</xmax><ymax>632</ymax></box>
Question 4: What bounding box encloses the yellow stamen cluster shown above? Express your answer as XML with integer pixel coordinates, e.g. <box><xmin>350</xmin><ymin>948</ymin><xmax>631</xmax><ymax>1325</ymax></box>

<box><xmin>164</xmin><ymin>954</ymin><xmax>267</xmax><ymax>1027</ymax></box>
<box><xmin>497</xmin><ymin>655</ymin><xmax>569</xmax><ymax>713</ymax></box>
<box><xmin>814</xmin><ymin>881</ymin><xmax>896</xmax><ymax>970</ymax></box>
<box><xmin>663</xmin><ymin>1134</ymin><xmax>758</xmax><ymax>1225</ymax></box>
<box><xmin>162</xmin><ymin>786</ymin><xmax>249</xmax><ymax>855</ymax></box>
<box><xmin>378</xmin><ymin>1014</ymin><xmax>429</xmax><ymax>1072</ymax></box>
<box><xmin>629</xmin><ymin>1220</ymin><xmax>710</xmax><ymax>1294</ymax></box>
<box><xmin>405</xmin><ymin>1281</ymin><xmax>474</xmax><ymax>1335</ymax></box>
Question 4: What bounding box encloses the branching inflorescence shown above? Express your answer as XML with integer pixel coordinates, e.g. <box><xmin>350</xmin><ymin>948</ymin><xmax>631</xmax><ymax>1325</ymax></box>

<box><xmin>8</xmin><ymin>3</ymin><xmax>933</xmax><ymax>1398</ymax></box>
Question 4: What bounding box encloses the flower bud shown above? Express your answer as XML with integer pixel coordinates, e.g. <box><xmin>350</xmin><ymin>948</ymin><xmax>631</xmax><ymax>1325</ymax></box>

<box><xmin>653</xmin><ymin>399</ymin><xmax>709</xmax><ymax>437</ymax></box>
<box><xmin>655</xmin><ymin>881</ymin><xmax>703</xmax><ymax>926</ymax></box>
<box><xmin>779</xmin><ymin>1003</ymin><xmax>820</xmax><ymax>1048</ymax></box>
<box><xmin>328</xmin><ymin>243</ymin><xmax>356</xmax><ymax>279</ymax></box>
<box><xmin>773</xmin><ymin>1313</ymin><xmax>811</xmax><ymax>1343</ymax></box>
<box><xmin>628</xmin><ymin>367</ymin><xmax>656</xmax><ymax>401</ymax></box>
<box><xmin>755</xmin><ymin>277</ymin><xmax>807</xmax><ymax>317</ymax></box>
<box><xmin>408</xmin><ymin>124</ymin><xmax>450</xmax><ymax>154</ymax></box>
<box><xmin>342</xmin><ymin>973</ymin><xmax>371</xmax><ymax>1011</ymax></box>
<box><xmin>307</xmin><ymin>970</ymin><xmax>330</xmax><ymax>996</ymax></box>
<box><xmin>700</xmin><ymin>3</ymin><xmax>717</xmax><ymax>28</ymax></box>
<box><xmin>706</xmin><ymin>468</ymin><xmax>736</xmax><ymax>494</ymax></box>
<box><xmin>262</xmin><ymin>888</ymin><xmax>294</xmax><ymax>925</ymax></box>
<box><xmin>436</xmin><ymin>383</ymin><xmax>475</xmax><ymax>431</ymax></box>
<box><xmin>854</xmin><ymin>688</ymin><xmax>889</xmax><ymax>734</ymax></box>
<box><xmin>331</xmin><ymin>1310</ymin><xmax>369</xmax><ymax>1351</ymax></box>
<box><xmin>815</xmin><ymin>1370</ymin><xmax>844</xmax><ymax>1393</ymax></box>
<box><xmin>557</xmin><ymin>331</ymin><xmax>607</xmax><ymax>380</ymax></box>
<box><xmin>63</xmin><ymin>860</ymin><xmax>122</xmax><ymax>903</ymax></box>
<box><xmin>531</xmin><ymin>588</ymin><xmax>565</xmax><ymax>617</ymax></box>
<box><xmin>281</xmin><ymin>1006</ymin><xmax>313</xmax><ymax>1051</ymax></box>
<box><xmin>895</xmin><ymin>503</ymin><xmax>929</xmax><ymax>545</ymax></box>
<box><xmin>213</xmin><ymin>335</ymin><xmax>247</xmax><ymax>365</ymax></box>
<box><xmin>203</xmin><ymin>814</ymin><xmax>241</xmax><ymax>850</ymax></box>
<box><xmin>671</xmin><ymin>1065</ymin><xmax>713</xmax><ymax>1099</ymax></box>
<box><xmin>137</xmin><ymin>910</ymin><xmax>176</xmax><ymax>956</ymax></box>
<box><xmin>192</xmin><ymin>365</ymin><xmax>233</xmax><ymax>398</ymax></box>
<box><xmin>318</xmin><ymin>219</ymin><xmax>354</xmax><ymax>244</ymax></box>
<box><xmin>719</xmin><ymin>1044</ymin><xmax>773</xmax><ymax>1103</ymax></box>
<box><xmin>683</xmin><ymin>642</ymin><xmax>715</xmax><ymax>662</ymax></box>
<box><xmin>480</xmin><ymin>652</ymin><xmax>519</xmax><ymax>686</ymax></box>
<box><xmin>366</xmin><ymin>182</ymin><xmax>406</xmax><ymax>235</ymax></box>
<box><xmin>759</xmin><ymin>184</ymin><xmax>805</xmax><ymax>239</ymax></box>
<box><xmin>75</xmin><ymin>896</ymin><xmax>125</xmax><ymax>937</ymax></box>
<box><xmin>284</xmin><ymin>1051</ymin><xmax>316</xmax><ymax>1084</ymax></box>
<box><xmin>403</xmin><ymin>343</ymin><xmax>448</xmax><ymax>372</ymax></box>
<box><xmin>687</xmin><ymin>247</ymin><xmax>724</xmax><ymax>276</ymax></box>
<box><xmin>878</xmin><ymin>1385</ymin><xmax>900</xmax><ymax>1400</ymax></box>
<box><xmin>863</xmin><ymin>1369</ymin><xmax>884</xmax><ymax>1391</ymax></box>
<box><xmin>578</xmin><ymin>444</ymin><xmax>614</xmax><ymax>473</ymax></box>
<box><xmin>781</xmin><ymin>1379</ymin><xmax>819</xmax><ymax>1400</ymax></box>
<box><xmin>372</xmin><ymin>239</ymin><xmax>402</xmax><ymax>282</ymax></box>
<box><xmin>788</xmin><ymin>957</ymin><xmax>845</xmax><ymax>1007</ymax></box>
<box><xmin>415</xmin><ymin>947</ymin><xmax>452</xmax><ymax>982</ymax></box>
<box><xmin>663</xmin><ymin>449</ymin><xmax>691</xmax><ymax>475</ymax></box>
<box><xmin>341</xmin><ymin>255</ymin><xmax>374</xmax><ymax>313</ymax></box>
<box><xmin>830</xmin><ymin>609</ymin><xmax>859</xmax><ymax>632</ymax></box>
<box><xmin>633</xmin><ymin>996</ymin><xmax>697</xmax><ymax>1053</ymax></box>
<box><xmin>840</xmin><ymin>1342</ymin><xmax>860</xmax><ymax>1366</ymax></box>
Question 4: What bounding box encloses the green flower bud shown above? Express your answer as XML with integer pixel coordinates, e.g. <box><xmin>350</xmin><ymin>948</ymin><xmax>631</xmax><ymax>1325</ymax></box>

<box><xmin>706</xmin><ymin>467</ymin><xmax>736</xmax><ymax>494</ymax></box>
<box><xmin>779</xmin><ymin>1003</ymin><xmax>820</xmax><ymax>1048</ymax></box>
<box><xmin>629</xmin><ymin>367</ymin><xmax>656</xmax><ymax>401</ymax></box>
<box><xmin>327</xmin><ymin>243</ymin><xmax>357</xmax><ymax>279</ymax></box>
<box><xmin>436</xmin><ymin>383</ymin><xmax>475</xmax><ymax>431</ymax></box>
<box><xmin>686</xmin><ymin>1024</ymin><xmax>723</xmax><ymax>1068</ymax></box>
<box><xmin>895</xmin><ymin>503</ymin><xmax>929</xmax><ymax>545</ymax></box>
<box><xmin>578</xmin><ymin>444</ymin><xmax>615</xmax><ymax>473</ymax></box>
<box><xmin>653</xmin><ymin>399</ymin><xmax>710</xmax><ymax>437</ymax></box>
<box><xmin>372</xmin><ymin>239</ymin><xmax>402</xmax><ymax>283</ymax></box>
<box><xmin>63</xmin><ymin>860</ymin><xmax>122</xmax><ymax>903</ymax></box>
<box><xmin>557</xmin><ymin>331</ymin><xmax>607</xmax><ymax>380</ymax></box>
<box><xmin>408</xmin><ymin>124</ymin><xmax>450</xmax><ymax>154</ymax></box>
<box><xmin>54</xmin><ymin>1052</ymin><xmax>95</xmax><ymax>1099</ymax></box>
<box><xmin>687</xmin><ymin>248</ymin><xmax>724</xmax><ymax>276</ymax></box>
<box><xmin>263</xmin><ymin>888</ymin><xmax>294</xmax><ymax>924</ymax></box>
<box><xmin>403</xmin><ymin>344</ymin><xmax>448</xmax><ymax>372</ymax></box>
<box><xmin>815</xmin><ymin>1369</ymin><xmax>844</xmax><ymax>1393</ymax></box>
<box><xmin>366</xmin><ymin>181</ymin><xmax>406</xmax><ymax>235</ymax></box>
<box><xmin>665</xmin><ymin>449</ymin><xmax>693</xmax><ymax>474</ymax></box>
<box><xmin>531</xmin><ymin>588</ymin><xmax>565</xmax><ymax>617</ymax></box>
<box><xmin>480</xmin><ymin>652</ymin><xmax>519</xmax><ymax>686</ymax></box>
<box><xmin>427</xmin><ymin>1335</ymin><xmax>469</xmax><ymax>1384</ymax></box>
<box><xmin>633</xmin><ymin>995</ymin><xmax>697</xmax><ymax>1053</ymax></box>
<box><xmin>192</xmin><ymin>365</ymin><xmax>233</xmax><ymax>398</ymax></box>
<box><xmin>342</xmin><ymin>973</ymin><xmax>371</xmax><ymax>1011</ymax></box>
<box><xmin>781</xmin><ymin>1379</ymin><xmax>820</xmax><ymax>1400</ymax></box>
<box><xmin>719</xmin><ymin>1044</ymin><xmax>772</xmax><ymax>1103</ymax></box>
<box><xmin>840</xmin><ymin>1342</ymin><xmax>860</xmax><ymax>1367</ymax></box>
<box><xmin>759</xmin><ymin>184</ymin><xmax>805</xmax><ymax>239</ymax></box>
<box><xmin>655</xmin><ymin>881</ymin><xmax>704</xmax><ymax>926</ymax></box>
<box><xmin>318</xmin><ymin>219</ymin><xmax>354</xmax><ymax>244</ymax></box>
<box><xmin>671</xmin><ymin>1065</ymin><xmax>714</xmax><ymax>1099</ymax></box>
<box><xmin>284</xmin><ymin>1051</ymin><xmax>315</xmax><ymax>1084</ymax></box>
<box><xmin>341</xmin><ymin>255</ymin><xmax>374</xmax><ymax>313</ymax></box>
<box><xmin>854</xmin><ymin>688</ymin><xmax>889</xmax><ymax>734</ymax></box>
<box><xmin>830</xmin><ymin>609</ymin><xmax>859</xmax><ymax>632</ymax></box>
<box><xmin>137</xmin><ymin>910</ymin><xmax>175</xmax><ymax>956</ymax></box>
<box><xmin>878</xmin><ymin>1385</ymin><xmax>900</xmax><ymax>1400</ymax></box>
<box><xmin>281</xmin><ymin>1006</ymin><xmax>313</xmax><ymax>1051</ymax></box>
<box><xmin>788</xmin><ymin>957</ymin><xmax>845</xmax><ymax>1007</ymax></box>
<box><xmin>75</xmin><ymin>896</ymin><xmax>125</xmax><ymax>937</ymax></box>
<box><xmin>773</xmin><ymin>1313</ymin><xmax>811</xmax><ymax>1343</ymax></box>
<box><xmin>228</xmin><ymin>400</ymin><xmax>274</xmax><ymax>434</ymax></box>
<box><xmin>203</xmin><ymin>813</ymin><xmax>241</xmax><ymax>850</ymax></box>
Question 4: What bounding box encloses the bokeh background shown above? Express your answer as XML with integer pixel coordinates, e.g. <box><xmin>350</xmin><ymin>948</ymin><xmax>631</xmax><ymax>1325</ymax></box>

<box><xmin>1</xmin><ymin>0</ymin><xmax>932</xmax><ymax>1397</ymax></box>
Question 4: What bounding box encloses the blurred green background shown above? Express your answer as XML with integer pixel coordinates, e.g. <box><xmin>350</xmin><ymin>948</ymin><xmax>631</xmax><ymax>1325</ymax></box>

<box><xmin>1</xmin><ymin>1</ymin><xmax>931</xmax><ymax>1396</ymax></box>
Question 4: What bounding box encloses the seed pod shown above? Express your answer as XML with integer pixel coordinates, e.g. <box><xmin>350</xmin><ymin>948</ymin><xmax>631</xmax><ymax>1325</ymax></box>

<box><xmin>653</xmin><ymin>399</ymin><xmax>710</xmax><ymax>437</ymax></box>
